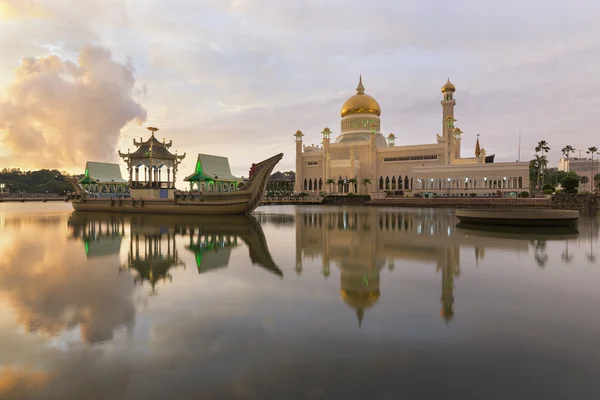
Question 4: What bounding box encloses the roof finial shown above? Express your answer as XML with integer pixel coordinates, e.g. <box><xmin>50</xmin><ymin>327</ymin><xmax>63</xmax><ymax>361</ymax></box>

<box><xmin>356</xmin><ymin>74</ymin><xmax>365</xmax><ymax>94</ymax></box>
<box><xmin>147</xmin><ymin>126</ymin><xmax>159</xmax><ymax>137</ymax></box>
<box><xmin>475</xmin><ymin>134</ymin><xmax>481</xmax><ymax>157</ymax></box>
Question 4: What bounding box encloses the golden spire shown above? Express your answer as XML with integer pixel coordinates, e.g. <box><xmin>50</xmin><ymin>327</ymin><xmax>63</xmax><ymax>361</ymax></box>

<box><xmin>475</xmin><ymin>134</ymin><xmax>481</xmax><ymax>157</ymax></box>
<box><xmin>356</xmin><ymin>74</ymin><xmax>365</xmax><ymax>94</ymax></box>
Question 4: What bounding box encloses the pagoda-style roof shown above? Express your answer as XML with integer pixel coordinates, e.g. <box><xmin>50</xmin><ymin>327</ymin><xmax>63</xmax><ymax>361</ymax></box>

<box><xmin>78</xmin><ymin>162</ymin><xmax>127</xmax><ymax>185</ymax></box>
<box><xmin>129</xmin><ymin>136</ymin><xmax>176</xmax><ymax>160</ymax></box>
<box><xmin>184</xmin><ymin>153</ymin><xmax>241</xmax><ymax>183</ymax></box>
<box><xmin>118</xmin><ymin>128</ymin><xmax>186</xmax><ymax>163</ymax></box>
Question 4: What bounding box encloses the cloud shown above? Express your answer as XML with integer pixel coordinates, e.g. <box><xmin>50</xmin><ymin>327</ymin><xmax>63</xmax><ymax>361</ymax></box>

<box><xmin>0</xmin><ymin>215</ymin><xmax>137</xmax><ymax>344</ymax></box>
<box><xmin>2</xmin><ymin>0</ymin><xmax>600</xmax><ymax>175</ymax></box>
<box><xmin>0</xmin><ymin>45</ymin><xmax>146</xmax><ymax>170</ymax></box>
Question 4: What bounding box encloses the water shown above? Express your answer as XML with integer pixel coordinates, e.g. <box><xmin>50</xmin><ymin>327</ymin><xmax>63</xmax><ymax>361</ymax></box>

<box><xmin>0</xmin><ymin>203</ymin><xmax>599</xmax><ymax>399</ymax></box>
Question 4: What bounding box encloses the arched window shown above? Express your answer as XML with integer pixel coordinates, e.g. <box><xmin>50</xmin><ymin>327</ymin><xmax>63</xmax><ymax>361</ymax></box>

<box><xmin>303</xmin><ymin>179</ymin><xmax>307</xmax><ymax>190</ymax></box>
<box><xmin>313</xmin><ymin>178</ymin><xmax>318</xmax><ymax>191</ymax></box>
<box><xmin>398</xmin><ymin>175</ymin><xmax>403</xmax><ymax>189</ymax></box>
<box><xmin>405</xmin><ymin>175</ymin><xmax>409</xmax><ymax>190</ymax></box>
<box><xmin>379</xmin><ymin>176</ymin><xmax>384</xmax><ymax>190</ymax></box>
<box><xmin>319</xmin><ymin>178</ymin><xmax>323</xmax><ymax>190</ymax></box>
<box><xmin>385</xmin><ymin>176</ymin><xmax>390</xmax><ymax>190</ymax></box>
<box><xmin>391</xmin><ymin>176</ymin><xmax>396</xmax><ymax>190</ymax></box>
<box><xmin>518</xmin><ymin>177</ymin><xmax>523</xmax><ymax>189</ymax></box>
<box><xmin>309</xmin><ymin>179</ymin><xmax>313</xmax><ymax>191</ymax></box>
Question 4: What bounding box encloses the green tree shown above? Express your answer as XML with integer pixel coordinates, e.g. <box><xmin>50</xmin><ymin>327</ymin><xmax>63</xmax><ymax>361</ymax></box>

<box><xmin>348</xmin><ymin>178</ymin><xmax>358</xmax><ymax>193</ymax></box>
<box><xmin>325</xmin><ymin>178</ymin><xmax>335</xmax><ymax>194</ymax></box>
<box><xmin>535</xmin><ymin>141</ymin><xmax>550</xmax><ymax>186</ymax></box>
<box><xmin>530</xmin><ymin>155</ymin><xmax>547</xmax><ymax>190</ymax></box>
<box><xmin>561</xmin><ymin>145</ymin><xmax>575</xmax><ymax>172</ymax></box>
<box><xmin>561</xmin><ymin>175</ymin><xmax>579</xmax><ymax>193</ymax></box>
<box><xmin>361</xmin><ymin>178</ymin><xmax>372</xmax><ymax>194</ymax></box>
<box><xmin>580</xmin><ymin>176</ymin><xmax>589</xmax><ymax>185</ymax></box>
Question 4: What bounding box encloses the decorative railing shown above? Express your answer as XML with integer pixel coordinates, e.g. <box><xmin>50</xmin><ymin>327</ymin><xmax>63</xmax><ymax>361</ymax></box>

<box><xmin>262</xmin><ymin>196</ymin><xmax>324</xmax><ymax>204</ymax></box>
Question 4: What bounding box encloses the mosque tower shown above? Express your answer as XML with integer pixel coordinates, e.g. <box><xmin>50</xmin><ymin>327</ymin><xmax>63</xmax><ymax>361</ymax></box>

<box><xmin>440</xmin><ymin>78</ymin><xmax>460</xmax><ymax>163</ymax></box>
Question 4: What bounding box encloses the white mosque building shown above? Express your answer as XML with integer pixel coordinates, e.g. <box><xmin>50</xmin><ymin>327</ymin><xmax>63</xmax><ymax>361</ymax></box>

<box><xmin>294</xmin><ymin>77</ymin><xmax>530</xmax><ymax>198</ymax></box>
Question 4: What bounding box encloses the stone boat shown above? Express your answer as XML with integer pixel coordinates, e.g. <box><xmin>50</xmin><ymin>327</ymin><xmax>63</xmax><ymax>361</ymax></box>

<box><xmin>455</xmin><ymin>209</ymin><xmax>579</xmax><ymax>227</ymax></box>
<box><xmin>67</xmin><ymin>153</ymin><xmax>283</xmax><ymax>215</ymax></box>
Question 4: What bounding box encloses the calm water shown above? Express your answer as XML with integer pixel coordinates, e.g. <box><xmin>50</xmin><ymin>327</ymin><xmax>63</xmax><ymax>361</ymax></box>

<box><xmin>0</xmin><ymin>203</ymin><xmax>599</xmax><ymax>399</ymax></box>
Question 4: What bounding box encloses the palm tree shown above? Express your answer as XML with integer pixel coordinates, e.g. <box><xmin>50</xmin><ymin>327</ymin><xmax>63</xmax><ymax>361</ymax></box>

<box><xmin>361</xmin><ymin>178</ymin><xmax>372</xmax><ymax>194</ymax></box>
<box><xmin>535</xmin><ymin>141</ymin><xmax>550</xmax><ymax>186</ymax></box>
<box><xmin>325</xmin><ymin>178</ymin><xmax>335</xmax><ymax>194</ymax></box>
<box><xmin>348</xmin><ymin>178</ymin><xmax>358</xmax><ymax>194</ymax></box>
<box><xmin>561</xmin><ymin>145</ymin><xmax>575</xmax><ymax>172</ymax></box>
<box><xmin>532</xmin><ymin>154</ymin><xmax>547</xmax><ymax>190</ymax></box>
<box><xmin>586</xmin><ymin>147</ymin><xmax>598</xmax><ymax>192</ymax></box>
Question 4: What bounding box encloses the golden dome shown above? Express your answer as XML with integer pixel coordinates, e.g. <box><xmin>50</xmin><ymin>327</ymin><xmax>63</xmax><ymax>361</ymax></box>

<box><xmin>340</xmin><ymin>76</ymin><xmax>381</xmax><ymax>118</ymax></box>
<box><xmin>441</xmin><ymin>78</ymin><xmax>456</xmax><ymax>93</ymax></box>
<box><xmin>387</xmin><ymin>133</ymin><xmax>396</xmax><ymax>139</ymax></box>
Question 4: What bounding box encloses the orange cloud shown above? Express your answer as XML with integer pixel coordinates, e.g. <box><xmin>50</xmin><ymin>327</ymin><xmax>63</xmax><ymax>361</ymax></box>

<box><xmin>0</xmin><ymin>368</ymin><xmax>49</xmax><ymax>397</ymax></box>
<box><xmin>0</xmin><ymin>45</ymin><xmax>146</xmax><ymax>171</ymax></box>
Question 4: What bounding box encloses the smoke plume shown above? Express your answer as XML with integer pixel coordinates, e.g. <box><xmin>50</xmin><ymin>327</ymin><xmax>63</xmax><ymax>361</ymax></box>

<box><xmin>0</xmin><ymin>45</ymin><xmax>146</xmax><ymax>170</ymax></box>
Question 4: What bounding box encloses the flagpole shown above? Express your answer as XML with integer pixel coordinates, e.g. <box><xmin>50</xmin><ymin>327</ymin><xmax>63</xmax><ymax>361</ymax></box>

<box><xmin>518</xmin><ymin>132</ymin><xmax>521</xmax><ymax>162</ymax></box>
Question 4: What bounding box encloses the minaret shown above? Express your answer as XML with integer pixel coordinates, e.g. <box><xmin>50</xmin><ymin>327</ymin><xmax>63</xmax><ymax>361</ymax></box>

<box><xmin>294</xmin><ymin>130</ymin><xmax>304</xmax><ymax>192</ymax></box>
<box><xmin>441</xmin><ymin>78</ymin><xmax>456</xmax><ymax>127</ymax></box>
<box><xmin>322</xmin><ymin>127</ymin><xmax>331</xmax><ymax>184</ymax></box>
<box><xmin>441</xmin><ymin>79</ymin><xmax>456</xmax><ymax>164</ymax></box>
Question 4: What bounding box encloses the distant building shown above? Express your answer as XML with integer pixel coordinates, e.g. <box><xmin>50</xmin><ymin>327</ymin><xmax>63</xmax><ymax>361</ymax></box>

<box><xmin>295</xmin><ymin>77</ymin><xmax>530</xmax><ymax>198</ymax></box>
<box><xmin>184</xmin><ymin>153</ymin><xmax>242</xmax><ymax>192</ymax></box>
<box><xmin>558</xmin><ymin>157</ymin><xmax>598</xmax><ymax>191</ymax></box>
<box><xmin>78</xmin><ymin>162</ymin><xmax>128</xmax><ymax>198</ymax></box>
<box><xmin>0</xmin><ymin>183</ymin><xmax>8</xmax><ymax>195</ymax></box>
<box><xmin>267</xmin><ymin>171</ymin><xmax>295</xmax><ymax>196</ymax></box>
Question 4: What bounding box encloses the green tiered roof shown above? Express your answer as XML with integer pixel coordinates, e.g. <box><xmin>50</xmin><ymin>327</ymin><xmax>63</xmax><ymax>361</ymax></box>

<box><xmin>78</xmin><ymin>162</ymin><xmax>127</xmax><ymax>185</ymax></box>
<box><xmin>184</xmin><ymin>154</ymin><xmax>241</xmax><ymax>183</ymax></box>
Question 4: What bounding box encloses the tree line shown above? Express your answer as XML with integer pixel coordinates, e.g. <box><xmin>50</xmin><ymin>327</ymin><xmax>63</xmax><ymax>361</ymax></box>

<box><xmin>0</xmin><ymin>168</ymin><xmax>83</xmax><ymax>194</ymax></box>
<box><xmin>530</xmin><ymin>141</ymin><xmax>600</xmax><ymax>194</ymax></box>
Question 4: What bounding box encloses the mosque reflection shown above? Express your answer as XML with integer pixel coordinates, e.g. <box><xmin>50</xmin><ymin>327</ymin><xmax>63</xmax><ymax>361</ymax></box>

<box><xmin>294</xmin><ymin>210</ymin><xmax>464</xmax><ymax>324</ymax></box>
<box><xmin>290</xmin><ymin>208</ymin><xmax>591</xmax><ymax>325</ymax></box>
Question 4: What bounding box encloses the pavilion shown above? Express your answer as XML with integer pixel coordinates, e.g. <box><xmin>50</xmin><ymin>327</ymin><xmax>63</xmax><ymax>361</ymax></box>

<box><xmin>78</xmin><ymin>162</ymin><xmax>128</xmax><ymax>198</ymax></box>
<box><xmin>184</xmin><ymin>153</ymin><xmax>242</xmax><ymax>192</ymax></box>
<box><xmin>119</xmin><ymin>127</ymin><xmax>186</xmax><ymax>199</ymax></box>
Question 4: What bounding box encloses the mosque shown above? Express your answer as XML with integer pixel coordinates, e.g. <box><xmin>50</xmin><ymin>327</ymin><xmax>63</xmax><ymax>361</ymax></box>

<box><xmin>294</xmin><ymin>77</ymin><xmax>530</xmax><ymax>198</ymax></box>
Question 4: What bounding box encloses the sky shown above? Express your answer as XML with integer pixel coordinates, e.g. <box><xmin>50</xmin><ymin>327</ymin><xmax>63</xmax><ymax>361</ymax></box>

<box><xmin>1</xmin><ymin>0</ymin><xmax>599</xmax><ymax>180</ymax></box>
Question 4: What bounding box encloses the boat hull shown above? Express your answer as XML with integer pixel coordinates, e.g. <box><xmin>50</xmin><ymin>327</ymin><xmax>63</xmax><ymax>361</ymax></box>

<box><xmin>455</xmin><ymin>209</ymin><xmax>579</xmax><ymax>227</ymax></box>
<box><xmin>72</xmin><ymin>197</ymin><xmax>253</xmax><ymax>215</ymax></box>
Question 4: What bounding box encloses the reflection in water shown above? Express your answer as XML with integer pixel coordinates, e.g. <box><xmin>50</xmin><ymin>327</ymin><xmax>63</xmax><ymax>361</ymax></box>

<box><xmin>67</xmin><ymin>212</ymin><xmax>283</xmax><ymax>295</ymax></box>
<box><xmin>292</xmin><ymin>209</ymin><xmax>599</xmax><ymax>325</ymax></box>
<box><xmin>295</xmin><ymin>210</ymin><xmax>462</xmax><ymax>324</ymax></box>
<box><xmin>1</xmin><ymin>205</ymin><xmax>600</xmax><ymax>399</ymax></box>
